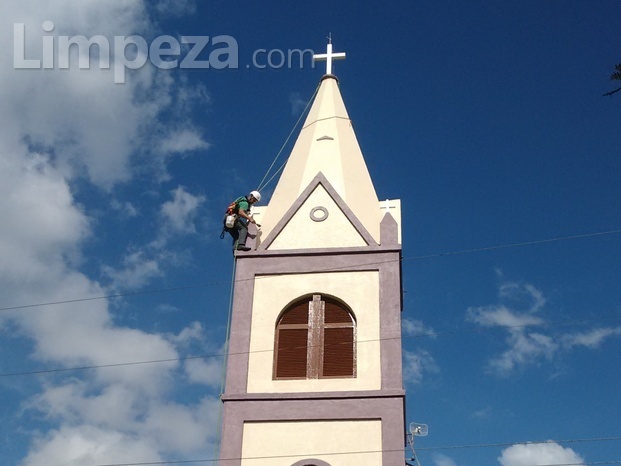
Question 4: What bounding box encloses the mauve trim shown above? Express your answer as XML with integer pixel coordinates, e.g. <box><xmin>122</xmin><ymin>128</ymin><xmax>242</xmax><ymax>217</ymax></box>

<box><xmin>222</xmin><ymin>388</ymin><xmax>405</xmax><ymax>402</ymax></box>
<box><xmin>220</xmin><ymin>397</ymin><xmax>405</xmax><ymax>466</ymax></box>
<box><xmin>258</xmin><ymin>172</ymin><xmax>379</xmax><ymax>250</ymax></box>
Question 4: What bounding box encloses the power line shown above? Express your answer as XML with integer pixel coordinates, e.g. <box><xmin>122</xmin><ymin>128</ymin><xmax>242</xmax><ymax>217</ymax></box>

<box><xmin>83</xmin><ymin>437</ymin><xmax>621</xmax><ymax>466</ymax></box>
<box><xmin>88</xmin><ymin>456</ymin><xmax>621</xmax><ymax>466</ymax></box>
<box><xmin>0</xmin><ymin>355</ymin><xmax>192</xmax><ymax>378</ymax></box>
<box><xmin>536</xmin><ymin>463</ymin><xmax>621</xmax><ymax>466</ymax></box>
<box><xmin>1</xmin><ymin>228</ymin><xmax>620</xmax><ymax>313</ymax></box>
<box><xmin>538</xmin><ymin>463</ymin><xmax>621</xmax><ymax>466</ymax></box>
<box><xmin>406</xmin><ymin>229</ymin><xmax>621</xmax><ymax>261</ymax></box>
<box><xmin>1</xmin><ymin>312</ymin><xmax>619</xmax><ymax>378</ymax></box>
<box><xmin>417</xmin><ymin>436</ymin><xmax>621</xmax><ymax>451</ymax></box>
<box><xmin>0</xmin><ymin>281</ymin><xmax>226</xmax><ymax>312</ymax></box>
<box><xmin>99</xmin><ymin>460</ymin><xmax>621</xmax><ymax>466</ymax></box>
<box><xmin>91</xmin><ymin>447</ymin><xmax>400</xmax><ymax>466</ymax></box>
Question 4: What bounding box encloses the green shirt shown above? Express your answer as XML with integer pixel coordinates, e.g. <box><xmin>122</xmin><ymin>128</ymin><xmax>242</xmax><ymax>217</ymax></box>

<box><xmin>235</xmin><ymin>196</ymin><xmax>249</xmax><ymax>213</ymax></box>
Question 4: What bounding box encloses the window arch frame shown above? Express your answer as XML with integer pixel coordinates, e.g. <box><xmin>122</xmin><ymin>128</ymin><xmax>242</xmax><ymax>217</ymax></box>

<box><xmin>290</xmin><ymin>460</ymin><xmax>332</xmax><ymax>466</ymax></box>
<box><xmin>273</xmin><ymin>293</ymin><xmax>357</xmax><ymax>380</ymax></box>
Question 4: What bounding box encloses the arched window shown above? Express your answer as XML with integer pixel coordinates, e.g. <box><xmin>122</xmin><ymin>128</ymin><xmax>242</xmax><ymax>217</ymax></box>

<box><xmin>274</xmin><ymin>294</ymin><xmax>356</xmax><ymax>380</ymax></box>
<box><xmin>290</xmin><ymin>460</ymin><xmax>332</xmax><ymax>466</ymax></box>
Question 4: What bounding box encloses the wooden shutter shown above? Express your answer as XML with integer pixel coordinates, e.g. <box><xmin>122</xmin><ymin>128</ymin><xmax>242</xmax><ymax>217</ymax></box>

<box><xmin>275</xmin><ymin>328</ymin><xmax>308</xmax><ymax>378</ymax></box>
<box><xmin>324</xmin><ymin>299</ymin><xmax>353</xmax><ymax>323</ymax></box>
<box><xmin>274</xmin><ymin>298</ymin><xmax>310</xmax><ymax>379</ymax></box>
<box><xmin>321</xmin><ymin>297</ymin><xmax>355</xmax><ymax>378</ymax></box>
<box><xmin>280</xmin><ymin>301</ymin><xmax>309</xmax><ymax>325</ymax></box>
<box><xmin>322</xmin><ymin>327</ymin><xmax>355</xmax><ymax>377</ymax></box>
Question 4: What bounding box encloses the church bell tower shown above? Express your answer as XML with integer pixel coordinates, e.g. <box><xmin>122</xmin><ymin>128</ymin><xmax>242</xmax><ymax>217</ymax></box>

<box><xmin>219</xmin><ymin>40</ymin><xmax>405</xmax><ymax>466</ymax></box>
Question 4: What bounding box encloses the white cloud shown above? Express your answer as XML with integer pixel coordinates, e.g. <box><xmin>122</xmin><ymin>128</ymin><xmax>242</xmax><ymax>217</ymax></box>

<box><xmin>110</xmin><ymin>199</ymin><xmax>139</xmax><ymax>217</ymax></box>
<box><xmin>433</xmin><ymin>453</ymin><xmax>458</xmax><ymax>466</ymax></box>
<box><xmin>0</xmin><ymin>151</ymin><xmax>90</xmax><ymax>285</ymax></box>
<box><xmin>185</xmin><ymin>357</ymin><xmax>223</xmax><ymax>388</ymax></box>
<box><xmin>467</xmin><ymin>305</ymin><xmax>544</xmax><ymax>329</ymax></box>
<box><xmin>0</xmin><ymin>1</ymin><xmax>220</xmax><ymax>464</ymax></box>
<box><xmin>467</xmin><ymin>280</ymin><xmax>621</xmax><ymax>377</ymax></box>
<box><xmin>168</xmin><ymin>321</ymin><xmax>205</xmax><ymax>346</ymax></box>
<box><xmin>0</xmin><ymin>0</ymin><xmax>208</xmax><ymax>190</ymax></box>
<box><xmin>498</xmin><ymin>282</ymin><xmax>546</xmax><ymax>312</ymax></box>
<box><xmin>562</xmin><ymin>326</ymin><xmax>621</xmax><ymax>349</ymax></box>
<box><xmin>142</xmin><ymin>397</ymin><xmax>219</xmax><ymax>452</ymax></box>
<box><xmin>401</xmin><ymin>319</ymin><xmax>438</xmax><ymax>385</ymax></box>
<box><xmin>158</xmin><ymin>128</ymin><xmax>210</xmax><ymax>155</ymax></box>
<box><xmin>1</xmin><ymin>1</ymin><xmax>151</xmax><ymax>188</ymax></box>
<box><xmin>486</xmin><ymin>331</ymin><xmax>558</xmax><ymax>377</ymax></box>
<box><xmin>155</xmin><ymin>303</ymin><xmax>180</xmax><ymax>313</ymax></box>
<box><xmin>160</xmin><ymin>186</ymin><xmax>206</xmax><ymax>234</ymax></box>
<box><xmin>102</xmin><ymin>250</ymin><xmax>162</xmax><ymax>290</ymax></box>
<box><xmin>175</xmin><ymin>82</ymin><xmax>210</xmax><ymax>112</ymax></box>
<box><xmin>27</xmin><ymin>382</ymin><xmax>139</xmax><ymax>428</ymax></box>
<box><xmin>101</xmin><ymin>187</ymin><xmax>205</xmax><ymax>291</ymax></box>
<box><xmin>23</xmin><ymin>390</ymin><xmax>220</xmax><ymax>466</ymax></box>
<box><xmin>472</xmin><ymin>406</ymin><xmax>493</xmax><ymax>419</ymax></box>
<box><xmin>22</xmin><ymin>384</ymin><xmax>218</xmax><ymax>464</ymax></box>
<box><xmin>402</xmin><ymin>317</ymin><xmax>436</xmax><ymax>338</ymax></box>
<box><xmin>498</xmin><ymin>442</ymin><xmax>584</xmax><ymax>466</ymax></box>
<box><xmin>467</xmin><ymin>283</ymin><xmax>557</xmax><ymax>376</ymax></box>
<box><xmin>21</xmin><ymin>425</ymin><xmax>163</xmax><ymax>466</ymax></box>
<box><xmin>289</xmin><ymin>92</ymin><xmax>308</xmax><ymax>115</ymax></box>
<box><xmin>403</xmin><ymin>348</ymin><xmax>439</xmax><ymax>385</ymax></box>
<box><xmin>166</xmin><ymin>323</ymin><xmax>223</xmax><ymax>387</ymax></box>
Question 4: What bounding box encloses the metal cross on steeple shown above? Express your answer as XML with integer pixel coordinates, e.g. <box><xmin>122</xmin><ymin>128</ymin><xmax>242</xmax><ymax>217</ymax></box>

<box><xmin>313</xmin><ymin>33</ymin><xmax>346</xmax><ymax>75</ymax></box>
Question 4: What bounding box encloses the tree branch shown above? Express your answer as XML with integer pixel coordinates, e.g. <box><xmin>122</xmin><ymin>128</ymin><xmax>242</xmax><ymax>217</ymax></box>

<box><xmin>602</xmin><ymin>86</ymin><xmax>621</xmax><ymax>97</ymax></box>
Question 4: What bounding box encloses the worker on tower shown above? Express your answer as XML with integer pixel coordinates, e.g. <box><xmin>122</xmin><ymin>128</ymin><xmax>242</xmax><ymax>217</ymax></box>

<box><xmin>222</xmin><ymin>190</ymin><xmax>261</xmax><ymax>252</ymax></box>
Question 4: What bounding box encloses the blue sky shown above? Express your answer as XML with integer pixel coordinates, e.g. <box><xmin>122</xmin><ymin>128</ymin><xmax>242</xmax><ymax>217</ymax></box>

<box><xmin>0</xmin><ymin>1</ymin><xmax>620</xmax><ymax>465</ymax></box>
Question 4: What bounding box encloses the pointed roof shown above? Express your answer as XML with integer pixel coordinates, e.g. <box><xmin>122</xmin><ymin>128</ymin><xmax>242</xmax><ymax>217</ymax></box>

<box><xmin>259</xmin><ymin>75</ymin><xmax>382</xmax><ymax>244</ymax></box>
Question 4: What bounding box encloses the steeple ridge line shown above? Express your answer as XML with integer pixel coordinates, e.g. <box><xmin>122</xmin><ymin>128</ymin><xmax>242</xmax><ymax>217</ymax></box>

<box><xmin>302</xmin><ymin>115</ymin><xmax>351</xmax><ymax>130</ymax></box>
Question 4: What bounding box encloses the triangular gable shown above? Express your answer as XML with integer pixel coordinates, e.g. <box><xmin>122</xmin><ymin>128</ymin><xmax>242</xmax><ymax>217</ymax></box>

<box><xmin>258</xmin><ymin>172</ymin><xmax>378</xmax><ymax>251</ymax></box>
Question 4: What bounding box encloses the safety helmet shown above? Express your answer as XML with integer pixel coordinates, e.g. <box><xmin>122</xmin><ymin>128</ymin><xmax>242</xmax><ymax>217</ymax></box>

<box><xmin>249</xmin><ymin>190</ymin><xmax>261</xmax><ymax>202</ymax></box>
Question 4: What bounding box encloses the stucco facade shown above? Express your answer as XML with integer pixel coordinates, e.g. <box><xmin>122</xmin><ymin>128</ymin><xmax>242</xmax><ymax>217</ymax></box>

<box><xmin>241</xmin><ymin>420</ymin><xmax>382</xmax><ymax>466</ymax></box>
<box><xmin>248</xmin><ymin>270</ymin><xmax>381</xmax><ymax>393</ymax></box>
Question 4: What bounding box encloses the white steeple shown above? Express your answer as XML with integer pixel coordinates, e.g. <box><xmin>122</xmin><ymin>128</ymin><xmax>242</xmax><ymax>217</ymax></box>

<box><xmin>257</xmin><ymin>40</ymin><xmax>385</xmax><ymax>246</ymax></box>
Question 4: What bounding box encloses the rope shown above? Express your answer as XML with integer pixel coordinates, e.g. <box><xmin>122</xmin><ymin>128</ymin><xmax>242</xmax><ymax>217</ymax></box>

<box><xmin>212</xmin><ymin>251</ymin><xmax>238</xmax><ymax>465</ymax></box>
<box><xmin>255</xmin><ymin>157</ymin><xmax>288</xmax><ymax>194</ymax></box>
<box><xmin>255</xmin><ymin>82</ymin><xmax>321</xmax><ymax>193</ymax></box>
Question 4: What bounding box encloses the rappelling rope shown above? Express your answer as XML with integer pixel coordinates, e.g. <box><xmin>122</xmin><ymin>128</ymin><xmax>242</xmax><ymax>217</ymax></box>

<box><xmin>212</xmin><ymin>251</ymin><xmax>238</xmax><ymax>464</ymax></box>
<box><xmin>212</xmin><ymin>82</ymin><xmax>320</xmax><ymax>463</ymax></box>
<box><xmin>255</xmin><ymin>82</ymin><xmax>321</xmax><ymax>192</ymax></box>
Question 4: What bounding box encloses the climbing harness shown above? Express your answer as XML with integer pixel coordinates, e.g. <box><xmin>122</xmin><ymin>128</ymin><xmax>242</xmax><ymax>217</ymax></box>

<box><xmin>220</xmin><ymin>196</ymin><xmax>246</xmax><ymax>239</ymax></box>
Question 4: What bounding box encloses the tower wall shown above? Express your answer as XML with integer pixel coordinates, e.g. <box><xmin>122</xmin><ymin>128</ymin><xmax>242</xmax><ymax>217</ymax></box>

<box><xmin>220</xmin><ymin>247</ymin><xmax>405</xmax><ymax>466</ymax></box>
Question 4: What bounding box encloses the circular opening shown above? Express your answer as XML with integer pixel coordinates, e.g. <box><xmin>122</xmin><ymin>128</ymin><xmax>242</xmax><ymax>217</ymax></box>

<box><xmin>309</xmin><ymin>206</ymin><xmax>329</xmax><ymax>222</ymax></box>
